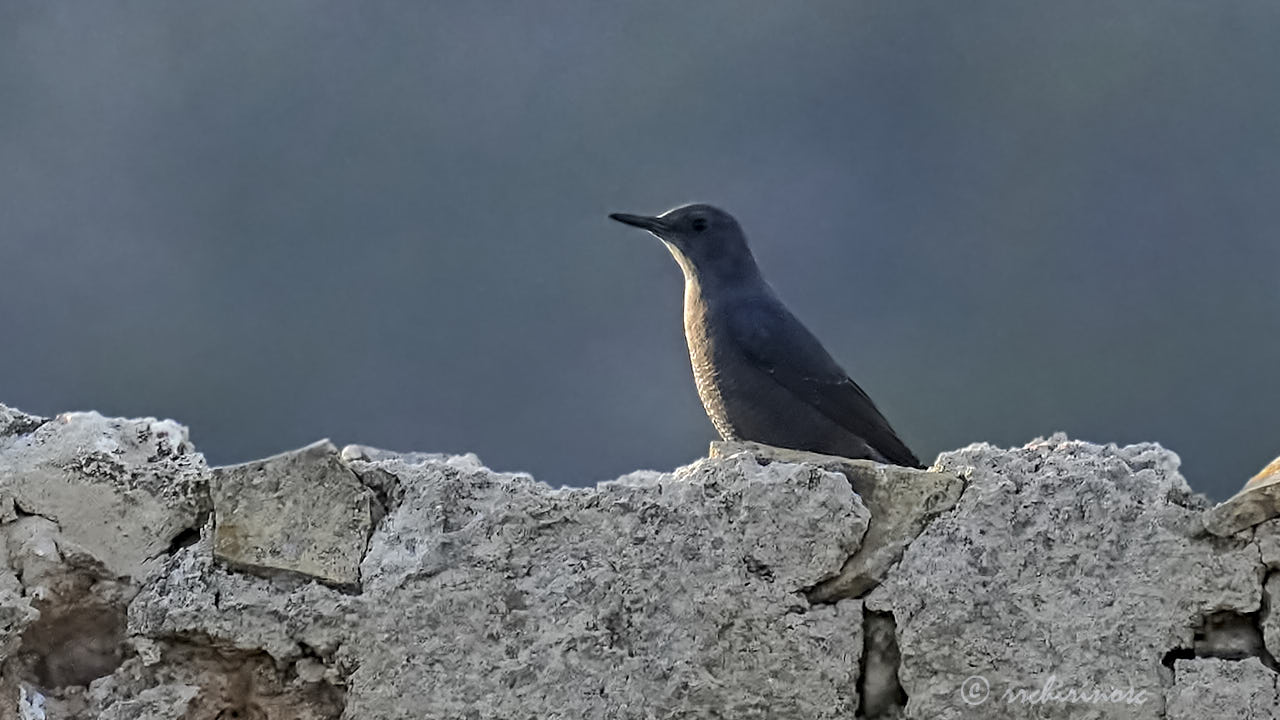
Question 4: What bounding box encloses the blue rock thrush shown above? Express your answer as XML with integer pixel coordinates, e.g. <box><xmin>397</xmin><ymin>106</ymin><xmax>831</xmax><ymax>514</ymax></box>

<box><xmin>609</xmin><ymin>204</ymin><xmax>923</xmax><ymax>468</ymax></box>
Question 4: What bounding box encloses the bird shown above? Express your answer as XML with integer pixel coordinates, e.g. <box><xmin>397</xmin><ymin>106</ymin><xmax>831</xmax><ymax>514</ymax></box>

<box><xmin>609</xmin><ymin>204</ymin><xmax>923</xmax><ymax>468</ymax></box>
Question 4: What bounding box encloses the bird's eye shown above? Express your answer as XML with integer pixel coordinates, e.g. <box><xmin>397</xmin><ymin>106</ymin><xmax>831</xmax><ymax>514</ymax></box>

<box><xmin>691</xmin><ymin>217</ymin><xmax>708</xmax><ymax>232</ymax></box>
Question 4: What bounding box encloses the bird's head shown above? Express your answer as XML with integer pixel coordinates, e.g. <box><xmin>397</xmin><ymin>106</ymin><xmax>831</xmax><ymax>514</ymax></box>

<box><xmin>609</xmin><ymin>204</ymin><xmax>759</xmax><ymax>284</ymax></box>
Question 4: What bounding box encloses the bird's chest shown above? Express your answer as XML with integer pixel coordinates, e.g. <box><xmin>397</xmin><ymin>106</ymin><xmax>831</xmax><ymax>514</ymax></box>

<box><xmin>683</xmin><ymin>299</ymin><xmax>744</xmax><ymax>440</ymax></box>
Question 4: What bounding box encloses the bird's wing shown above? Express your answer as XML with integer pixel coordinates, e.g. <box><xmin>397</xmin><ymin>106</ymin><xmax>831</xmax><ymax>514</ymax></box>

<box><xmin>727</xmin><ymin>298</ymin><xmax>923</xmax><ymax>468</ymax></box>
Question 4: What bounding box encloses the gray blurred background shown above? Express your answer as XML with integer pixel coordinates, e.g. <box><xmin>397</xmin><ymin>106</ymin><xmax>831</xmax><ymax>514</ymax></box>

<box><xmin>1</xmin><ymin>2</ymin><xmax>1276</xmax><ymax>500</ymax></box>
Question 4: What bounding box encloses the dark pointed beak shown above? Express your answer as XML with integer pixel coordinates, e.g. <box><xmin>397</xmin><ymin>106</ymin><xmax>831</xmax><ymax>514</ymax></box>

<box><xmin>609</xmin><ymin>213</ymin><xmax>667</xmax><ymax>234</ymax></box>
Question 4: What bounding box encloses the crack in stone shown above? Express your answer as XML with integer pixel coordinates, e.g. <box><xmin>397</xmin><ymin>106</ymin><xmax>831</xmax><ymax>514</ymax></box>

<box><xmin>858</xmin><ymin>608</ymin><xmax>906</xmax><ymax>719</ymax></box>
<box><xmin>806</xmin><ymin>469</ymin><xmax>969</xmax><ymax>604</ymax></box>
<box><xmin>1161</xmin><ymin>609</ymin><xmax>1279</xmax><ymax>686</ymax></box>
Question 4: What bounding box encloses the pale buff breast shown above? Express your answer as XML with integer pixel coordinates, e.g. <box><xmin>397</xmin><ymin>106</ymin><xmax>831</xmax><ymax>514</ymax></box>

<box><xmin>683</xmin><ymin>286</ymin><xmax>739</xmax><ymax>441</ymax></box>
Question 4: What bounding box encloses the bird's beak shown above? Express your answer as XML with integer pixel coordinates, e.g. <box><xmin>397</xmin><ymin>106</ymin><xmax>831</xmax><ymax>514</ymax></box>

<box><xmin>609</xmin><ymin>213</ymin><xmax>668</xmax><ymax>235</ymax></box>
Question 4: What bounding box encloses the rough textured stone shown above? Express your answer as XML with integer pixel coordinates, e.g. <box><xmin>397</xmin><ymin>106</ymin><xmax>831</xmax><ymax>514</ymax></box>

<box><xmin>128</xmin><ymin>446</ymin><xmax>871</xmax><ymax>719</ymax></box>
<box><xmin>1256</xmin><ymin>520</ymin><xmax>1280</xmax><ymax>663</ymax></box>
<box><xmin>94</xmin><ymin>684</ymin><xmax>200</xmax><ymax>720</ymax></box>
<box><xmin>5</xmin><ymin>401</ymin><xmax>1280</xmax><ymax>719</ymax></box>
<box><xmin>1261</xmin><ymin>573</ymin><xmax>1280</xmax><ymax>663</ymax></box>
<box><xmin>0</xmin><ymin>533</ymin><xmax>38</xmax><ymax>659</ymax></box>
<box><xmin>130</xmin><ymin>534</ymin><xmax>355</xmax><ymax>664</ymax></box>
<box><xmin>211</xmin><ymin>440</ymin><xmax>373</xmax><ymax>589</ymax></box>
<box><xmin>0</xmin><ymin>406</ymin><xmax>47</xmax><ymax>439</ymax></box>
<box><xmin>16</xmin><ymin>683</ymin><xmax>46</xmax><ymax>720</ymax></box>
<box><xmin>1204</xmin><ymin>455</ymin><xmax>1280</xmax><ymax>537</ymax></box>
<box><xmin>868</xmin><ymin>435</ymin><xmax>1263</xmax><ymax>720</ymax></box>
<box><xmin>343</xmin><ymin>450</ymin><xmax>869</xmax><ymax>719</ymax></box>
<box><xmin>1165</xmin><ymin>658</ymin><xmax>1280</xmax><ymax>720</ymax></box>
<box><xmin>1256</xmin><ymin>519</ymin><xmax>1280</xmax><ymax>569</ymax></box>
<box><xmin>708</xmin><ymin>441</ymin><xmax>966</xmax><ymax>601</ymax></box>
<box><xmin>0</xmin><ymin>410</ymin><xmax>207</xmax><ymax>580</ymax></box>
<box><xmin>70</xmin><ymin>650</ymin><xmax>344</xmax><ymax>720</ymax></box>
<box><xmin>3</xmin><ymin>513</ymin><xmax>137</xmax><ymax>693</ymax></box>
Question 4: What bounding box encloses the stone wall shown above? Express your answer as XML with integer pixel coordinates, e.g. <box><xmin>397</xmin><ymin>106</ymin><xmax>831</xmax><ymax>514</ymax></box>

<box><xmin>0</xmin><ymin>402</ymin><xmax>1275</xmax><ymax>719</ymax></box>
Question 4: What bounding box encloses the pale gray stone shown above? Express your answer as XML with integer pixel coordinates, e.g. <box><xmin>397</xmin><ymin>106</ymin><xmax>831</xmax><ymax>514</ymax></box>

<box><xmin>0</xmin><ymin>404</ymin><xmax>47</xmax><ymax>438</ymax></box>
<box><xmin>76</xmin><ymin>651</ymin><xmax>344</xmax><ymax>720</ymax></box>
<box><xmin>129</xmin><ymin>532</ymin><xmax>355</xmax><ymax>663</ymax></box>
<box><xmin>1165</xmin><ymin>658</ymin><xmax>1280</xmax><ymax>720</ymax></box>
<box><xmin>1258</xmin><ymin>523</ymin><xmax>1280</xmax><ymax>673</ymax></box>
<box><xmin>94</xmin><ymin>683</ymin><xmax>199</xmax><ymax>720</ymax></box>
<box><xmin>338</xmin><ymin>442</ymin><xmax>463</xmax><ymax>466</ymax></box>
<box><xmin>17</xmin><ymin>683</ymin><xmax>47</xmax><ymax>720</ymax></box>
<box><xmin>1261</xmin><ymin>573</ymin><xmax>1280</xmax><ymax>663</ymax></box>
<box><xmin>344</xmin><ymin>450</ymin><xmax>869</xmax><ymax>720</ymax></box>
<box><xmin>868</xmin><ymin>435</ymin><xmax>1263</xmax><ymax>720</ymax></box>
<box><xmin>5</xmin><ymin>515</ymin><xmax>67</xmax><ymax>595</ymax></box>
<box><xmin>1256</xmin><ymin>519</ymin><xmax>1280</xmax><ymax>569</ymax></box>
<box><xmin>131</xmin><ymin>448</ymin><xmax>871</xmax><ymax>719</ymax></box>
<box><xmin>0</xmin><ymin>524</ymin><xmax>37</xmax><ymax>659</ymax></box>
<box><xmin>0</xmin><ymin>584</ymin><xmax>36</xmax><ymax>663</ymax></box>
<box><xmin>211</xmin><ymin>440</ymin><xmax>374</xmax><ymax>589</ymax></box>
<box><xmin>709</xmin><ymin>440</ymin><xmax>965</xmax><ymax>601</ymax></box>
<box><xmin>0</xmin><ymin>410</ymin><xmax>207</xmax><ymax>579</ymax></box>
<box><xmin>8</xmin><ymin>401</ymin><xmax>1280</xmax><ymax>720</ymax></box>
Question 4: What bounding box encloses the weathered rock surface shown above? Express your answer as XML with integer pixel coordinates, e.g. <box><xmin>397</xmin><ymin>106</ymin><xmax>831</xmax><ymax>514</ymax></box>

<box><xmin>343</xmin><ymin>450</ymin><xmax>868</xmax><ymax>719</ymax></box>
<box><xmin>868</xmin><ymin>435</ymin><xmax>1266</xmax><ymax>719</ymax></box>
<box><xmin>0</xmin><ymin>407</ymin><xmax>207</xmax><ymax>579</ymax></box>
<box><xmin>1165</xmin><ymin>658</ymin><xmax>1280</xmax><ymax>720</ymax></box>
<box><xmin>211</xmin><ymin>439</ymin><xmax>373</xmax><ymax>589</ymax></box>
<box><xmin>3</xmin><ymin>404</ymin><xmax>1280</xmax><ymax>720</ymax></box>
<box><xmin>0</xmin><ymin>409</ymin><xmax>206</xmax><ymax>580</ymax></box>
<box><xmin>133</xmin><ymin>448</ymin><xmax>870</xmax><ymax>719</ymax></box>
<box><xmin>708</xmin><ymin>441</ymin><xmax>966</xmax><ymax>602</ymax></box>
<box><xmin>1</xmin><ymin>408</ymin><xmax>209</xmax><ymax>717</ymax></box>
<box><xmin>2</xmin><ymin>403</ymin><xmax>871</xmax><ymax>719</ymax></box>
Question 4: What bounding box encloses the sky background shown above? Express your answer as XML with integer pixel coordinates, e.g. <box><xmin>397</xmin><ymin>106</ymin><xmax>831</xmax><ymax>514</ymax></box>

<box><xmin>1</xmin><ymin>2</ymin><xmax>1276</xmax><ymax>500</ymax></box>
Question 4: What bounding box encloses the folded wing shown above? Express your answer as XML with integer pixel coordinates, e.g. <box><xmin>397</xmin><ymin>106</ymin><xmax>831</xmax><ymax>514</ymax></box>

<box><xmin>728</xmin><ymin>298</ymin><xmax>923</xmax><ymax>468</ymax></box>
